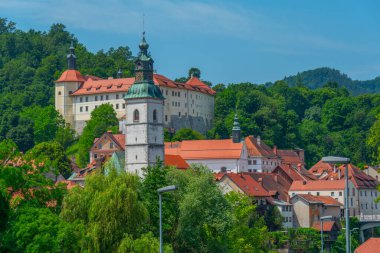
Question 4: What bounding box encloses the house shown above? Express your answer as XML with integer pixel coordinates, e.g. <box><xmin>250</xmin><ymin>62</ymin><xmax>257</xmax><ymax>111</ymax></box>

<box><xmin>90</xmin><ymin>131</ymin><xmax>125</xmax><ymax>163</ymax></box>
<box><xmin>289</xmin><ymin>180</ymin><xmax>357</xmax><ymax>216</ymax></box>
<box><xmin>291</xmin><ymin>194</ymin><xmax>342</xmax><ymax>228</ymax></box>
<box><xmin>355</xmin><ymin>237</ymin><xmax>380</xmax><ymax>253</ymax></box>
<box><xmin>277</xmin><ymin>148</ymin><xmax>305</xmax><ymax>167</ymax></box>
<box><xmin>310</xmin><ymin>161</ymin><xmax>380</xmax><ymax>216</ymax></box>
<box><xmin>363</xmin><ymin>166</ymin><xmax>380</xmax><ymax>183</ymax></box>
<box><xmin>165</xmin><ymin>139</ymin><xmax>248</xmax><ymax>173</ymax></box>
<box><xmin>273</xmin><ymin>164</ymin><xmax>317</xmax><ymax>186</ymax></box>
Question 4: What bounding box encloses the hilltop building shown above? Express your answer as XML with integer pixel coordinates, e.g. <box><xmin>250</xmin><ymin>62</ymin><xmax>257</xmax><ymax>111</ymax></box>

<box><xmin>55</xmin><ymin>39</ymin><xmax>215</xmax><ymax>135</ymax></box>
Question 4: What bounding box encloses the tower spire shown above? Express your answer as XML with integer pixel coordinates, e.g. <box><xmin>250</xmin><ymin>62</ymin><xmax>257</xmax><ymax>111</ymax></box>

<box><xmin>67</xmin><ymin>41</ymin><xmax>76</xmax><ymax>70</ymax></box>
<box><xmin>134</xmin><ymin>32</ymin><xmax>153</xmax><ymax>83</ymax></box>
<box><xmin>232</xmin><ymin>109</ymin><xmax>241</xmax><ymax>143</ymax></box>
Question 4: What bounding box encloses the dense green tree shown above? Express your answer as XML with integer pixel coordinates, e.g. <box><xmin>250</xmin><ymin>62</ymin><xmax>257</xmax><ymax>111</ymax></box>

<box><xmin>172</xmin><ymin>128</ymin><xmax>205</xmax><ymax>141</ymax></box>
<box><xmin>288</xmin><ymin>228</ymin><xmax>321</xmax><ymax>252</ymax></box>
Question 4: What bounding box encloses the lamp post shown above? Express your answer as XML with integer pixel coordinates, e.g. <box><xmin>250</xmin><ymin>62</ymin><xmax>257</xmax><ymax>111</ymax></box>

<box><xmin>320</xmin><ymin>215</ymin><xmax>333</xmax><ymax>253</ymax></box>
<box><xmin>158</xmin><ymin>185</ymin><xmax>178</xmax><ymax>253</ymax></box>
<box><xmin>322</xmin><ymin>156</ymin><xmax>350</xmax><ymax>253</ymax></box>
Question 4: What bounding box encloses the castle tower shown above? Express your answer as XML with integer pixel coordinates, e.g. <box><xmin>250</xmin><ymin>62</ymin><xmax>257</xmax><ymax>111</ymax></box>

<box><xmin>55</xmin><ymin>42</ymin><xmax>85</xmax><ymax>128</ymax></box>
<box><xmin>124</xmin><ymin>33</ymin><xmax>165</xmax><ymax>176</ymax></box>
<box><xmin>232</xmin><ymin>112</ymin><xmax>241</xmax><ymax>143</ymax></box>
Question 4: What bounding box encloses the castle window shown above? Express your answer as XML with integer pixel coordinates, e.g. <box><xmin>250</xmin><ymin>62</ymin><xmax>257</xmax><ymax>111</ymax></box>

<box><xmin>165</xmin><ymin>115</ymin><xmax>168</xmax><ymax>121</ymax></box>
<box><xmin>86</xmin><ymin>97</ymin><xmax>89</xmax><ymax>102</ymax></box>
<box><xmin>172</xmin><ymin>91</ymin><xmax>174</xmax><ymax>96</ymax></box>
<box><xmin>80</xmin><ymin>106</ymin><xmax>83</xmax><ymax>112</ymax></box>
<box><xmin>80</xmin><ymin>97</ymin><xmax>83</xmax><ymax>102</ymax></box>
<box><xmin>85</xmin><ymin>106</ymin><xmax>89</xmax><ymax>112</ymax></box>
<box><xmin>116</xmin><ymin>104</ymin><xmax>119</xmax><ymax>109</ymax></box>
<box><xmin>179</xmin><ymin>112</ymin><xmax>181</xmax><ymax>117</ymax></box>
<box><xmin>178</xmin><ymin>92</ymin><xmax>180</xmax><ymax>97</ymax></box>
<box><xmin>123</xmin><ymin>103</ymin><xmax>126</xmax><ymax>109</ymax></box>
<box><xmin>100</xmin><ymin>95</ymin><xmax>103</xmax><ymax>101</ymax></box>
<box><xmin>95</xmin><ymin>96</ymin><xmax>98</xmax><ymax>101</ymax></box>
<box><xmin>58</xmin><ymin>91</ymin><xmax>61</xmax><ymax>95</ymax></box>
<box><xmin>133</xmin><ymin>109</ymin><xmax>140</xmax><ymax>122</ymax></box>
<box><xmin>153</xmin><ymin>109</ymin><xmax>157</xmax><ymax>122</ymax></box>
<box><xmin>106</xmin><ymin>95</ymin><xmax>109</xmax><ymax>100</ymax></box>
<box><xmin>116</xmin><ymin>94</ymin><xmax>119</xmax><ymax>99</ymax></box>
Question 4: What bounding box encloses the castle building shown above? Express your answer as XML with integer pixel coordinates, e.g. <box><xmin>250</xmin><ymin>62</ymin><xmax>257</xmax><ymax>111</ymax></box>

<box><xmin>55</xmin><ymin>41</ymin><xmax>215</xmax><ymax>135</ymax></box>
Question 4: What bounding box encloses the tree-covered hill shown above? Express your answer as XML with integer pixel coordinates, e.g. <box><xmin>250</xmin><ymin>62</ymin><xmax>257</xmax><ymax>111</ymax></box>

<box><xmin>281</xmin><ymin>67</ymin><xmax>380</xmax><ymax>95</ymax></box>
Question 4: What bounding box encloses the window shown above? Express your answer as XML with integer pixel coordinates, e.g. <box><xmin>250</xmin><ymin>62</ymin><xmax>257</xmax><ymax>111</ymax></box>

<box><xmin>179</xmin><ymin>112</ymin><xmax>181</xmax><ymax>117</ymax></box>
<box><xmin>80</xmin><ymin>97</ymin><xmax>83</xmax><ymax>102</ymax></box>
<box><xmin>86</xmin><ymin>97</ymin><xmax>89</xmax><ymax>102</ymax></box>
<box><xmin>133</xmin><ymin>109</ymin><xmax>139</xmax><ymax>122</ymax></box>
<box><xmin>110</xmin><ymin>142</ymin><xmax>114</xmax><ymax>148</ymax></box>
<box><xmin>116</xmin><ymin>94</ymin><xmax>119</xmax><ymax>99</ymax></box>
<box><xmin>339</xmin><ymin>191</ymin><xmax>342</xmax><ymax>196</ymax></box>
<box><xmin>95</xmin><ymin>96</ymin><xmax>98</xmax><ymax>101</ymax></box>
<box><xmin>58</xmin><ymin>91</ymin><xmax>61</xmax><ymax>95</ymax></box>
<box><xmin>331</xmin><ymin>192</ymin><xmax>335</xmax><ymax>196</ymax></box>
<box><xmin>85</xmin><ymin>106</ymin><xmax>88</xmax><ymax>112</ymax></box>
<box><xmin>98</xmin><ymin>143</ymin><xmax>102</xmax><ymax>149</ymax></box>
<box><xmin>123</xmin><ymin>103</ymin><xmax>126</xmax><ymax>109</ymax></box>
<box><xmin>289</xmin><ymin>217</ymin><xmax>292</xmax><ymax>222</ymax></box>
<box><xmin>351</xmin><ymin>198</ymin><xmax>353</xmax><ymax>207</ymax></box>
<box><xmin>352</xmin><ymin>188</ymin><xmax>355</xmax><ymax>196</ymax></box>
<box><xmin>165</xmin><ymin>115</ymin><xmax>168</xmax><ymax>121</ymax></box>
<box><xmin>317</xmin><ymin>192</ymin><xmax>320</xmax><ymax>196</ymax></box>
<box><xmin>248</xmin><ymin>160</ymin><xmax>252</xmax><ymax>165</ymax></box>
<box><xmin>252</xmin><ymin>160</ymin><xmax>257</xmax><ymax>165</ymax></box>
<box><xmin>365</xmin><ymin>191</ymin><xmax>367</xmax><ymax>196</ymax></box>
<box><xmin>172</xmin><ymin>91</ymin><xmax>174</xmax><ymax>96</ymax></box>
<box><xmin>80</xmin><ymin>106</ymin><xmax>83</xmax><ymax>112</ymax></box>
<box><xmin>166</xmin><ymin>90</ymin><xmax>168</xmax><ymax>95</ymax></box>
<box><xmin>153</xmin><ymin>110</ymin><xmax>157</xmax><ymax>122</ymax></box>
<box><xmin>116</xmin><ymin>104</ymin><xmax>119</xmax><ymax>109</ymax></box>
<box><xmin>106</xmin><ymin>95</ymin><xmax>109</xmax><ymax>100</ymax></box>
<box><xmin>100</xmin><ymin>95</ymin><xmax>103</xmax><ymax>101</ymax></box>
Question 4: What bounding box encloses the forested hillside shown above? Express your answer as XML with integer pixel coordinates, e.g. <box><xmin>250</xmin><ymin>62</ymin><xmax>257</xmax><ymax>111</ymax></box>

<box><xmin>0</xmin><ymin>18</ymin><xmax>134</xmax><ymax>151</ymax></box>
<box><xmin>281</xmin><ymin>67</ymin><xmax>380</xmax><ymax>95</ymax></box>
<box><xmin>209</xmin><ymin>82</ymin><xmax>380</xmax><ymax>167</ymax></box>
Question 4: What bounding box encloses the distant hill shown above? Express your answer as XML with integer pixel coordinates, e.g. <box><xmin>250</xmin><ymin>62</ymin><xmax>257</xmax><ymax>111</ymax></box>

<box><xmin>281</xmin><ymin>67</ymin><xmax>380</xmax><ymax>95</ymax></box>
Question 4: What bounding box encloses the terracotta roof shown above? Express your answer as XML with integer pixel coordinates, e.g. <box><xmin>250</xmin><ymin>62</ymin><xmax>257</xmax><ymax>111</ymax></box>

<box><xmin>221</xmin><ymin>173</ymin><xmax>271</xmax><ymax>197</ymax></box>
<box><xmin>296</xmin><ymin>194</ymin><xmax>342</xmax><ymax>206</ymax></box>
<box><xmin>277</xmin><ymin>149</ymin><xmax>303</xmax><ymax>165</ymax></box>
<box><xmin>185</xmin><ymin>76</ymin><xmax>216</xmax><ymax>94</ymax></box>
<box><xmin>290</xmin><ymin>180</ymin><xmax>346</xmax><ymax>191</ymax></box>
<box><xmin>250</xmin><ymin>173</ymin><xmax>291</xmax><ymax>202</ymax></box>
<box><xmin>245</xmin><ymin>136</ymin><xmax>276</xmax><ymax>157</ymax></box>
<box><xmin>310</xmin><ymin>159</ymin><xmax>335</xmax><ymax>176</ymax></box>
<box><xmin>56</xmin><ymin>70</ymin><xmax>86</xmax><ymax>83</ymax></box>
<box><xmin>112</xmin><ymin>134</ymin><xmax>126</xmax><ymax>148</ymax></box>
<box><xmin>312</xmin><ymin>221</ymin><xmax>339</xmax><ymax>232</ymax></box>
<box><xmin>273</xmin><ymin>164</ymin><xmax>317</xmax><ymax>183</ymax></box>
<box><xmin>165</xmin><ymin>139</ymin><xmax>243</xmax><ymax>159</ymax></box>
<box><xmin>355</xmin><ymin>238</ymin><xmax>380</xmax><ymax>253</ymax></box>
<box><xmin>69</xmin><ymin>73</ymin><xmax>215</xmax><ymax>96</ymax></box>
<box><xmin>164</xmin><ymin>154</ymin><xmax>189</xmax><ymax>169</ymax></box>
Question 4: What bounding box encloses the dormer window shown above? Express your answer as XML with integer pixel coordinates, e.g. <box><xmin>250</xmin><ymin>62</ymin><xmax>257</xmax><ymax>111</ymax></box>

<box><xmin>133</xmin><ymin>109</ymin><xmax>140</xmax><ymax>122</ymax></box>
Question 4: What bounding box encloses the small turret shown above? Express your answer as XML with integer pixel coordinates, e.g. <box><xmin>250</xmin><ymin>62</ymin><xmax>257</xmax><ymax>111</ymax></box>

<box><xmin>232</xmin><ymin>113</ymin><xmax>241</xmax><ymax>143</ymax></box>
<box><xmin>67</xmin><ymin>41</ymin><xmax>77</xmax><ymax>70</ymax></box>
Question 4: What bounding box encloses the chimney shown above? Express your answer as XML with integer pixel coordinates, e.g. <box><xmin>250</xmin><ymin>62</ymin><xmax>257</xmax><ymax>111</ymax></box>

<box><xmin>258</xmin><ymin>177</ymin><xmax>263</xmax><ymax>186</ymax></box>
<box><xmin>333</xmin><ymin>165</ymin><xmax>336</xmax><ymax>173</ymax></box>
<box><xmin>302</xmin><ymin>180</ymin><xmax>306</xmax><ymax>185</ymax></box>
<box><xmin>257</xmin><ymin>136</ymin><xmax>261</xmax><ymax>145</ymax></box>
<box><xmin>297</xmin><ymin>163</ymin><xmax>302</xmax><ymax>171</ymax></box>
<box><xmin>273</xmin><ymin>145</ymin><xmax>277</xmax><ymax>155</ymax></box>
<box><xmin>338</xmin><ymin>168</ymin><xmax>341</xmax><ymax>179</ymax></box>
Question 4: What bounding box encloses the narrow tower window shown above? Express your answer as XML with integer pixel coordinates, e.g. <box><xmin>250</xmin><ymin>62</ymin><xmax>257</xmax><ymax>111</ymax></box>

<box><xmin>153</xmin><ymin>109</ymin><xmax>157</xmax><ymax>122</ymax></box>
<box><xmin>133</xmin><ymin>109</ymin><xmax>140</xmax><ymax>122</ymax></box>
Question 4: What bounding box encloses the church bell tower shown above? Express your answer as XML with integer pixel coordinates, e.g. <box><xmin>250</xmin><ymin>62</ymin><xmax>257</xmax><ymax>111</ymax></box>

<box><xmin>124</xmin><ymin>33</ymin><xmax>165</xmax><ymax>176</ymax></box>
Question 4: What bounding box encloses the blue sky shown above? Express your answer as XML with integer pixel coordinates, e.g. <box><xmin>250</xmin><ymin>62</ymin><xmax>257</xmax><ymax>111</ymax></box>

<box><xmin>1</xmin><ymin>0</ymin><xmax>380</xmax><ymax>85</ymax></box>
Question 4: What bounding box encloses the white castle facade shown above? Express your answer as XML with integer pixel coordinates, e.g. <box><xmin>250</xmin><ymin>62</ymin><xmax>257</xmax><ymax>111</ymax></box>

<box><xmin>55</xmin><ymin>42</ymin><xmax>215</xmax><ymax>135</ymax></box>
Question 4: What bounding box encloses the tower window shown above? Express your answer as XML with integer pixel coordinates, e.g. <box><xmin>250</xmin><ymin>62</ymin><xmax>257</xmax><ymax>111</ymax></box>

<box><xmin>153</xmin><ymin>109</ymin><xmax>157</xmax><ymax>122</ymax></box>
<box><xmin>133</xmin><ymin>109</ymin><xmax>140</xmax><ymax>122</ymax></box>
<box><xmin>58</xmin><ymin>91</ymin><xmax>61</xmax><ymax>95</ymax></box>
<box><xmin>165</xmin><ymin>115</ymin><xmax>168</xmax><ymax>121</ymax></box>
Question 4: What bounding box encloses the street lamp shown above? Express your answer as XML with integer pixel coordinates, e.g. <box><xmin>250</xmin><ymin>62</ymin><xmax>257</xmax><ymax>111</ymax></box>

<box><xmin>342</xmin><ymin>227</ymin><xmax>359</xmax><ymax>249</ymax></box>
<box><xmin>322</xmin><ymin>156</ymin><xmax>350</xmax><ymax>253</ymax></box>
<box><xmin>158</xmin><ymin>185</ymin><xmax>178</xmax><ymax>253</ymax></box>
<box><xmin>320</xmin><ymin>215</ymin><xmax>333</xmax><ymax>253</ymax></box>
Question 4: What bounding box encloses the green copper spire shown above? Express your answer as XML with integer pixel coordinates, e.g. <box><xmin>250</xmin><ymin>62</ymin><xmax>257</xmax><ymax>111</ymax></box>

<box><xmin>232</xmin><ymin>112</ymin><xmax>241</xmax><ymax>143</ymax></box>
<box><xmin>124</xmin><ymin>33</ymin><xmax>164</xmax><ymax>100</ymax></box>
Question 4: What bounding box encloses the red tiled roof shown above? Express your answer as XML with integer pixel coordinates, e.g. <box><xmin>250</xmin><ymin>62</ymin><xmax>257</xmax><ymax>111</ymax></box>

<box><xmin>185</xmin><ymin>76</ymin><xmax>216</xmax><ymax>95</ymax></box>
<box><xmin>112</xmin><ymin>134</ymin><xmax>125</xmax><ymax>148</ymax></box>
<box><xmin>273</xmin><ymin>164</ymin><xmax>317</xmax><ymax>183</ymax></box>
<box><xmin>355</xmin><ymin>238</ymin><xmax>380</xmax><ymax>253</ymax></box>
<box><xmin>221</xmin><ymin>173</ymin><xmax>271</xmax><ymax>197</ymax></box>
<box><xmin>250</xmin><ymin>173</ymin><xmax>291</xmax><ymax>202</ymax></box>
<box><xmin>277</xmin><ymin>149</ymin><xmax>303</xmax><ymax>165</ymax></box>
<box><xmin>56</xmin><ymin>70</ymin><xmax>86</xmax><ymax>83</ymax></box>
<box><xmin>310</xmin><ymin>159</ymin><xmax>334</xmax><ymax>175</ymax></box>
<box><xmin>245</xmin><ymin>136</ymin><xmax>276</xmax><ymax>157</ymax></box>
<box><xmin>165</xmin><ymin>139</ymin><xmax>243</xmax><ymax>159</ymax></box>
<box><xmin>296</xmin><ymin>194</ymin><xmax>342</xmax><ymax>206</ymax></box>
<box><xmin>164</xmin><ymin>154</ymin><xmax>189</xmax><ymax>169</ymax></box>
<box><xmin>290</xmin><ymin>180</ymin><xmax>346</xmax><ymax>191</ymax></box>
<box><xmin>69</xmin><ymin>74</ymin><xmax>215</xmax><ymax>96</ymax></box>
<box><xmin>312</xmin><ymin>221</ymin><xmax>338</xmax><ymax>232</ymax></box>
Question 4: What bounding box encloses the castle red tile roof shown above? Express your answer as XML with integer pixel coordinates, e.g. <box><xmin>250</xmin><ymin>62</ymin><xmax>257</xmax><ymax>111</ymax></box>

<box><xmin>245</xmin><ymin>136</ymin><xmax>276</xmax><ymax>157</ymax></box>
<box><xmin>165</xmin><ymin>139</ymin><xmax>243</xmax><ymax>159</ymax></box>
<box><xmin>221</xmin><ymin>173</ymin><xmax>271</xmax><ymax>197</ymax></box>
<box><xmin>355</xmin><ymin>238</ymin><xmax>380</xmax><ymax>253</ymax></box>
<box><xmin>62</xmin><ymin>73</ymin><xmax>215</xmax><ymax>96</ymax></box>
<box><xmin>296</xmin><ymin>194</ymin><xmax>342</xmax><ymax>206</ymax></box>
<box><xmin>164</xmin><ymin>154</ymin><xmax>189</xmax><ymax>169</ymax></box>
<box><xmin>289</xmin><ymin>180</ymin><xmax>346</xmax><ymax>191</ymax></box>
<box><xmin>56</xmin><ymin>70</ymin><xmax>86</xmax><ymax>83</ymax></box>
<box><xmin>185</xmin><ymin>76</ymin><xmax>215</xmax><ymax>94</ymax></box>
